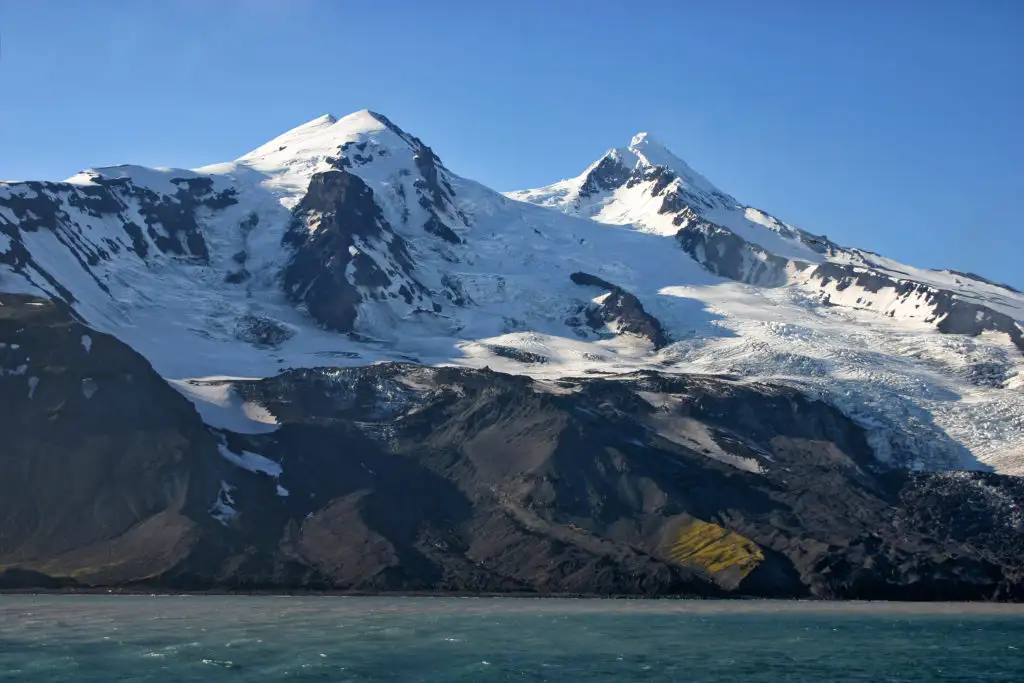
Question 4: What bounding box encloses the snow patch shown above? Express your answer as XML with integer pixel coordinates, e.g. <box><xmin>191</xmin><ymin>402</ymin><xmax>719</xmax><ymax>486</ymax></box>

<box><xmin>81</xmin><ymin>378</ymin><xmax>98</xmax><ymax>400</ymax></box>
<box><xmin>5</xmin><ymin>364</ymin><xmax>28</xmax><ymax>376</ymax></box>
<box><xmin>4</xmin><ymin>109</ymin><xmax>1023</xmax><ymax>477</ymax></box>
<box><xmin>169</xmin><ymin>379</ymin><xmax>279</xmax><ymax>434</ymax></box>
<box><xmin>218</xmin><ymin>444</ymin><xmax>283</xmax><ymax>478</ymax></box>
<box><xmin>210</xmin><ymin>481</ymin><xmax>237</xmax><ymax>525</ymax></box>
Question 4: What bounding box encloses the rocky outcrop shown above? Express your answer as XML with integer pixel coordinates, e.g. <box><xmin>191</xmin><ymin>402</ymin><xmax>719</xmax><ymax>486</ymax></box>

<box><xmin>3</xmin><ymin>339</ymin><xmax>1024</xmax><ymax>598</ymax></box>
<box><xmin>586</xmin><ymin>288</ymin><xmax>670</xmax><ymax>350</ymax></box>
<box><xmin>628</xmin><ymin>165</ymin><xmax>679</xmax><ymax>200</ymax></box>
<box><xmin>234</xmin><ymin>314</ymin><xmax>294</xmax><ymax>348</ymax></box>
<box><xmin>222</xmin><ymin>365</ymin><xmax>1024</xmax><ymax>599</ymax></box>
<box><xmin>672</xmin><ymin>216</ymin><xmax>1024</xmax><ymax>355</ymax></box>
<box><xmin>3</xmin><ymin>113</ymin><xmax>1023</xmax><ymax>600</ymax></box>
<box><xmin>0</xmin><ymin>293</ymin><xmax>223</xmax><ymax>584</ymax></box>
<box><xmin>674</xmin><ymin>213</ymin><xmax>794</xmax><ymax>287</ymax></box>
<box><xmin>570</xmin><ymin>272</ymin><xmax>669</xmax><ymax>349</ymax></box>
<box><xmin>423</xmin><ymin>214</ymin><xmax>462</xmax><ymax>244</ymax></box>
<box><xmin>351</xmin><ymin>110</ymin><xmax>467</xmax><ymax>245</ymax></box>
<box><xmin>282</xmin><ymin>169</ymin><xmax>436</xmax><ymax>332</ymax></box>
<box><xmin>806</xmin><ymin>262</ymin><xmax>1024</xmax><ymax>354</ymax></box>
<box><xmin>0</xmin><ymin>173</ymin><xmax>237</xmax><ymax>302</ymax></box>
<box><xmin>569</xmin><ymin>271</ymin><xmax>617</xmax><ymax>290</ymax></box>
<box><xmin>576</xmin><ymin>154</ymin><xmax>633</xmax><ymax>201</ymax></box>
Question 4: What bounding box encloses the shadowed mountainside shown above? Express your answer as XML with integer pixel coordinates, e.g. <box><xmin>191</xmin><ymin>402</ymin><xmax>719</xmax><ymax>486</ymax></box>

<box><xmin>3</xmin><ymin>294</ymin><xmax>1023</xmax><ymax>599</ymax></box>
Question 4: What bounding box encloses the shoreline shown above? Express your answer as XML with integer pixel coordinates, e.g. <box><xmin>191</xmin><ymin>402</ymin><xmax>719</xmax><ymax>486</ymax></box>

<box><xmin>3</xmin><ymin>587</ymin><xmax>1024</xmax><ymax>609</ymax></box>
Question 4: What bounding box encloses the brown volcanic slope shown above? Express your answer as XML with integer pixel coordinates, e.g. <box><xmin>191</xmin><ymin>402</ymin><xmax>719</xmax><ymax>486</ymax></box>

<box><xmin>2</xmin><ymin>293</ymin><xmax>1024</xmax><ymax>599</ymax></box>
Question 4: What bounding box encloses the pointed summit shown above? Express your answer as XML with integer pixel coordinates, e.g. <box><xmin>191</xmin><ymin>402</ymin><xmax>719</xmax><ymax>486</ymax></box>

<box><xmin>616</xmin><ymin>131</ymin><xmax>696</xmax><ymax>179</ymax></box>
<box><xmin>188</xmin><ymin>109</ymin><xmax>442</xmax><ymax>207</ymax></box>
<box><xmin>629</xmin><ymin>131</ymin><xmax>663</xmax><ymax>150</ymax></box>
<box><xmin>506</xmin><ymin>130</ymin><xmax>740</xmax><ymax>236</ymax></box>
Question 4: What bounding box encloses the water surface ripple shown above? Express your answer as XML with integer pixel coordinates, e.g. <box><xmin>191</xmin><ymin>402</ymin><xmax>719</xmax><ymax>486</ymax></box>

<box><xmin>1</xmin><ymin>597</ymin><xmax>1022</xmax><ymax>681</ymax></box>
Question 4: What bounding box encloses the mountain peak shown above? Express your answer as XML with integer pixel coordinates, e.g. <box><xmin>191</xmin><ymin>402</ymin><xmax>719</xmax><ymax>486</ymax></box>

<box><xmin>629</xmin><ymin>131</ymin><xmax>663</xmax><ymax>151</ymax></box>
<box><xmin>231</xmin><ymin>110</ymin><xmax>391</xmax><ymax>168</ymax></box>
<box><xmin>620</xmin><ymin>132</ymin><xmax>688</xmax><ymax>175</ymax></box>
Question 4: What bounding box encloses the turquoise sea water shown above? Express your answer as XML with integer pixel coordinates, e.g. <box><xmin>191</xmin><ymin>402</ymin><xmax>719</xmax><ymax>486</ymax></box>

<box><xmin>1</xmin><ymin>596</ymin><xmax>1023</xmax><ymax>681</ymax></box>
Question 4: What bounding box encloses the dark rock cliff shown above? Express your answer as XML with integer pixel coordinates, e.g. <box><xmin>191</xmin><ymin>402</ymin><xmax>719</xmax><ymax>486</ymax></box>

<box><xmin>351</xmin><ymin>111</ymin><xmax>467</xmax><ymax>245</ymax></box>
<box><xmin>0</xmin><ymin>174</ymin><xmax>236</xmax><ymax>304</ymax></box>
<box><xmin>672</xmin><ymin>217</ymin><xmax>1024</xmax><ymax>354</ymax></box>
<box><xmin>576</xmin><ymin>154</ymin><xmax>633</xmax><ymax>201</ymax></box>
<box><xmin>4</xmin><ymin>309</ymin><xmax>1022</xmax><ymax>599</ymax></box>
<box><xmin>0</xmin><ymin>293</ymin><xmax>223</xmax><ymax>584</ymax></box>
<box><xmin>282</xmin><ymin>169</ymin><xmax>435</xmax><ymax>332</ymax></box>
<box><xmin>570</xmin><ymin>272</ymin><xmax>670</xmax><ymax>349</ymax></box>
<box><xmin>809</xmin><ymin>262</ymin><xmax>1024</xmax><ymax>354</ymax></box>
<box><xmin>209</xmin><ymin>365</ymin><xmax>1024</xmax><ymax>599</ymax></box>
<box><xmin>674</xmin><ymin>214</ymin><xmax>793</xmax><ymax>287</ymax></box>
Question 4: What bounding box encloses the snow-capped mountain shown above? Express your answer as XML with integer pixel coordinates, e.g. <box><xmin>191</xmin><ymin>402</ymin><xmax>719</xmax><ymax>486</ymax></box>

<box><xmin>510</xmin><ymin>131</ymin><xmax>1023</xmax><ymax>318</ymax></box>
<box><xmin>511</xmin><ymin>132</ymin><xmax>1024</xmax><ymax>472</ymax></box>
<box><xmin>4</xmin><ymin>110</ymin><xmax>1024</xmax><ymax>598</ymax></box>
<box><xmin>2</xmin><ymin>111</ymin><xmax>1022</xmax><ymax>476</ymax></box>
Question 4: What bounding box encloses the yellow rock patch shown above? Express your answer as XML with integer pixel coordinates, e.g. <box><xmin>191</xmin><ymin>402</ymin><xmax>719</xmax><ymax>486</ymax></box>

<box><xmin>665</xmin><ymin>519</ymin><xmax>763</xmax><ymax>580</ymax></box>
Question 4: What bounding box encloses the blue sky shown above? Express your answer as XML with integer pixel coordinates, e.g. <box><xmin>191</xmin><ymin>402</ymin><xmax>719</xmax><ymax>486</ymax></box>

<box><xmin>2</xmin><ymin>0</ymin><xmax>1021</xmax><ymax>287</ymax></box>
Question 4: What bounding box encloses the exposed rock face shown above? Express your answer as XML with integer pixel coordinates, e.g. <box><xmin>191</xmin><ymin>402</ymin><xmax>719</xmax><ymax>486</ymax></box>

<box><xmin>569</xmin><ymin>271</ymin><xmax>617</xmax><ymax>290</ymax></box>
<box><xmin>570</xmin><ymin>272</ymin><xmax>669</xmax><ymax>349</ymax></box>
<box><xmin>586</xmin><ymin>289</ymin><xmax>670</xmax><ymax>350</ymax></box>
<box><xmin>628</xmin><ymin>165</ymin><xmax>679</xmax><ymax>199</ymax></box>
<box><xmin>650</xmin><ymin>170</ymin><xmax>734</xmax><ymax>217</ymax></box>
<box><xmin>282</xmin><ymin>169</ymin><xmax>435</xmax><ymax>332</ymax></box>
<box><xmin>511</xmin><ymin>132</ymin><xmax>1023</xmax><ymax>361</ymax></box>
<box><xmin>0</xmin><ymin>174</ymin><xmax>236</xmax><ymax>303</ymax></box>
<box><xmin>3</xmin><ymin>113</ymin><xmax>1023</xmax><ymax>600</ymax></box>
<box><xmin>423</xmin><ymin>214</ymin><xmax>462</xmax><ymax>244</ymax></box>
<box><xmin>674</xmin><ymin>214</ymin><xmax>794</xmax><ymax>287</ymax></box>
<box><xmin>0</xmin><ymin>293</ymin><xmax>223</xmax><ymax>584</ymax></box>
<box><xmin>3</xmin><ymin>322</ymin><xmax>1023</xmax><ymax>599</ymax></box>
<box><xmin>806</xmin><ymin>262</ymin><xmax>1024</xmax><ymax>354</ymax></box>
<box><xmin>222</xmin><ymin>365</ymin><xmax>1024</xmax><ymax>599</ymax></box>
<box><xmin>673</xmin><ymin>217</ymin><xmax>1024</xmax><ymax>354</ymax></box>
<box><xmin>356</xmin><ymin>111</ymin><xmax>467</xmax><ymax>245</ymax></box>
<box><xmin>576</xmin><ymin>154</ymin><xmax>633</xmax><ymax>201</ymax></box>
<box><xmin>234</xmin><ymin>314</ymin><xmax>294</xmax><ymax>349</ymax></box>
<box><xmin>485</xmin><ymin>344</ymin><xmax>549</xmax><ymax>364</ymax></box>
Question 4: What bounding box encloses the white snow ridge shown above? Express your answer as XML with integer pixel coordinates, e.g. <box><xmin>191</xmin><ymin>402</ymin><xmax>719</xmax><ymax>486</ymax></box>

<box><xmin>2</xmin><ymin>110</ymin><xmax>1022</xmax><ymax>475</ymax></box>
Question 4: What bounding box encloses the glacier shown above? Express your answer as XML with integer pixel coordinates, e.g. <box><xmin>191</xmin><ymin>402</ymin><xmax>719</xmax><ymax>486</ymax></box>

<box><xmin>1</xmin><ymin>110</ymin><xmax>1022</xmax><ymax>474</ymax></box>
